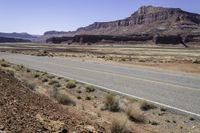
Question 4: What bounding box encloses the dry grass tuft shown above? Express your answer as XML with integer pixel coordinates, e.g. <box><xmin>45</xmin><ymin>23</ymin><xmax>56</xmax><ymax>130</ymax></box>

<box><xmin>50</xmin><ymin>88</ymin><xmax>75</xmax><ymax>106</ymax></box>
<box><xmin>111</xmin><ymin>117</ymin><xmax>131</xmax><ymax>133</ymax></box>
<box><xmin>49</xmin><ymin>80</ymin><xmax>59</xmax><ymax>85</ymax></box>
<box><xmin>104</xmin><ymin>93</ymin><xmax>120</xmax><ymax>112</ymax></box>
<box><xmin>85</xmin><ymin>85</ymin><xmax>95</xmax><ymax>93</ymax></box>
<box><xmin>66</xmin><ymin>80</ymin><xmax>76</xmax><ymax>89</ymax></box>
<box><xmin>1</xmin><ymin>63</ymin><xmax>10</xmax><ymax>67</ymax></box>
<box><xmin>126</xmin><ymin>106</ymin><xmax>146</xmax><ymax>123</ymax></box>
<box><xmin>34</xmin><ymin>74</ymin><xmax>40</xmax><ymax>78</ymax></box>
<box><xmin>42</xmin><ymin>78</ymin><xmax>48</xmax><ymax>83</ymax></box>
<box><xmin>140</xmin><ymin>102</ymin><xmax>157</xmax><ymax>111</ymax></box>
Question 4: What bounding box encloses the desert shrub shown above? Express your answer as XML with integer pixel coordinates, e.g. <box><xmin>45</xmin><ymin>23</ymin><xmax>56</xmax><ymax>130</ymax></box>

<box><xmin>104</xmin><ymin>93</ymin><xmax>120</xmax><ymax>112</ymax></box>
<box><xmin>85</xmin><ymin>96</ymin><xmax>91</xmax><ymax>100</ymax></box>
<box><xmin>127</xmin><ymin>97</ymin><xmax>137</xmax><ymax>104</ymax></box>
<box><xmin>85</xmin><ymin>85</ymin><xmax>95</xmax><ymax>93</ymax></box>
<box><xmin>56</xmin><ymin>93</ymin><xmax>76</xmax><ymax>106</ymax></box>
<box><xmin>77</xmin><ymin>96</ymin><xmax>82</xmax><ymax>99</ymax></box>
<box><xmin>140</xmin><ymin>102</ymin><xmax>157</xmax><ymax>111</ymax></box>
<box><xmin>66</xmin><ymin>80</ymin><xmax>76</xmax><ymax>89</ymax></box>
<box><xmin>58</xmin><ymin>77</ymin><xmax>63</xmax><ymax>80</ymax></box>
<box><xmin>26</xmin><ymin>69</ymin><xmax>31</xmax><ymax>73</ymax></box>
<box><xmin>193</xmin><ymin>59</ymin><xmax>200</xmax><ymax>64</ymax></box>
<box><xmin>50</xmin><ymin>87</ymin><xmax>58</xmax><ymax>98</ymax></box>
<box><xmin>160</xmin><ymin>107</ymin><xmax>167</xmax><ymax>112</ymax></box>
<box><xmin>1</xmin><ymin>63</ymin><xmax>10</xmax><ymax>67</ymax></box>
<box><xmin>107</xmin><ymin>56</ymin><xmax>113</xmax><ymax>60</ymax></box>
<box><xmin>20</xmin><ymin>65</ymin><xmax>24</xmax><ymax>69</ymax></box>
<box><xmin>42</xmin><ymin>78</ymin><xmax>48</xmax><ymax>82</ymax></box>
<box><xmin>120</xmin><ymin>58</ymin><xmax>126</xmax><ymax>62</ymax></box>
<box><xmin>50</xmin><ymin>88</ymin><xmax>75</xmax><ymax>106</ymax></box>
<box><xmin>6</xmin><ymin>69</ymin><xmax>15</xmax><ymax>76</ymax></box>
<box><xmin>34</xmin><ymin>74</ymin><xmax>40</xmax><ymax>78</ymax></box>
<box><xmin>126</xmin><ymin>108</ymin><xmax>146</xmax><ymax>123</ymax></box>
<box><xmin>49</xmin><ymin>80</ymin><xmax>59</xmax><ymax>85</ymax></box>
<box><xmin>53</xmin><ymin>83</ymin><xmax>61</xmax><ymax>88</ymax></box>
<box><xmin>29</xmin><ymin>84</ymin><xmax>36</xmax><ymax>90</ymax></box>
<box><xmin>47</xmin><ymin>75</ymin><xmax>55</xmax><ymax>79</ymax></box>
<box><xmin>190</xmin><ymin>117</ymin><xmax>195</xmax><ymax>121</ymax></box>
<box><xmin>37</xmin><ymin>50</ymin><xmax>48</xmax><ymax>56</ymax></box>
<box><xmin>149</xmin><ymin>120</ymin><xmax>159</xmax><ymax>125</ymax></box>
<box><xmin>27</xmin><ymin>83</ymin><xmax>36</xmax><ymax>90</ymax></box>
<box><xmin>111</xmin><ymin>118</ymin><xmax>131</xmax><ymax>133</ymax></box>
<box><xmin>76</xmin><ymin>90</ymin><xmax>82</xmax><ymax>93</ymax></box>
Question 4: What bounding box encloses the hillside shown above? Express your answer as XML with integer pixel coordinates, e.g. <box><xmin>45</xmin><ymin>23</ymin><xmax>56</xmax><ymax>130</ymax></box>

<box><xmin>44</xmin><ymin>5</ymin><xmax>200</xmax><ymax>37</ymax></box>
<box><xmin>0</xmin><ymin>37</ymin><xmax>31</xmax><ymax>43</ymax></box>
<box><xmin>0</xmin><ymin>32</ymin><xmax>39</xmax><ymax>41</ymax></box>
<box><xmin>0</xmin><ymin>69</ymin><xmax>106</xmax><ymax>132</ymax></box>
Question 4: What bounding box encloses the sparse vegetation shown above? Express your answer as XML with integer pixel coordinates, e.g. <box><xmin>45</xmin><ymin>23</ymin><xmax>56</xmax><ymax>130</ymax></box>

<box><xmin>111</xmin><ymin>118</ymin><xmax>131</xmax><ymax>133</ymax></box>
<box><xmin>66</xmin><ymin>80</ymin><xmax>76</xmax><ymax>89</ymax></box>
<box><xmin>26</xmin><ymin>68</ymin><xmax>31</xmax><ymax>73</ymax></box>
<box><xmin>127</xmin><ymin>97</ymin><xmax>137</xmax><ymax>104</ymax></box>
<box><xmin>47</xmin><ymin>74</ymin><xmax>55</xmax><ymax>79</ymax></box>
<box><xmin>193</xmin><ymin>59</ymin><xmax>200</xmax><ymax>64</ymax></box>
<box><xmin>77</xmin><ymin>96</ymin><xmax>82</xmax><ymax>99</ymax></box>
<box><xmin>56</xmin><ymin>93</ymin><xmax>76</xmax><ymax>106</ymax></box>
<box><xmin>126</xmin><ymin>108</ymin><xmax>146</xmax><ymax>123</ymax></box>
<box><xmin>42</xmin><ymin>78</ymin><xmax>48</xmax><ymax>82</ymax></box>
<box><xmin>1</xmin><ymin>63</ymin><xmax>10</xmax><ymax>67</ymax></box>
<box><xmin>53</xmin><ymin>83</ymin><xmax>61</xmax><ymax>88</ymax></box>
<box><xmin>49</xmin><ymin>80</ymin><xmax>59</xmax><ymax>85</ymax></box>
<box><xmin>160</xmin><ymin>107</ymin><xmax>167</xmax><ymax>112</ymax></box>
<box><xmin>104</xmin><ymin>93</ymin><xmax>120</xmax><ymax>112</ymax></box>
<box><xmin>149</xmin><ymin>120</ymin><xmax>159</xmax><ymax>125</ymax></box>
<box><xmin>34</xmin><ymin>74</ymin><xmax>40</xmax><ymax>78</ymax></box>
<box><xmin>120</xmin><ymin>58</ymin><xmax>126</xmax><ymax>62</ymax></box>
<box><xmin>85</xmin><ymin>96</ymin><xmax>92</xmax><ymax>100</ymax></box>
<box><xmin>140</xmin><ymin>102</ymin><xmax>157</xmax><ymax>111</ymax></box>
<box><xmin>50</xmin><ymin>88</ymin><xmax>75</xmax><ymax>106</ymax></box>
<box><xmin>76</xmin><ymin>90</ymin><xmax>82</xmax><ymax>93</ymax></box>
<box><xmin>20</xmin><ymin>65</ymin><xmax>24</xmax><ymax>69</ymax></box>
<box><xmin>189</xmin><ymin>117</ymin><xmax>195</xmax><ymax>121</ymax></box>
<box><xmin>58</xmin><ymin>77</ymin><xmax>63</xmax><ymax>80</ymax></box>
<box><xmin>85</xmin><ymin>85</ymin><xmax>95</xmax><ymax>93</ymax></box>
<box><xmin>27</xmin><ymin>83</ymin><xmax>36</xmax><ymax>90</ymax></box>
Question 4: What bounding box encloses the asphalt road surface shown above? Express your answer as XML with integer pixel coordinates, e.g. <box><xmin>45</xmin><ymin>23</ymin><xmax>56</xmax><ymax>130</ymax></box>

<box><xmin>1</xmin><ymin>52</ymin><xmax>200</xmax><ymax>117</ymax></box>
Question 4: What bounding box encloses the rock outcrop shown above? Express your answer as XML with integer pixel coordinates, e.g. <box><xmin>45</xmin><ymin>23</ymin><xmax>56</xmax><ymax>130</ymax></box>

<box><xmin>44</xmin><ymin>5</ymin><xmax>200</xmax><ymax>37</ymax></box>
<box><xmin>44</xmin><ymin>5</ymin><xmax>200</xmax><ymax>45</ymax></box>
<box><xmin>75</xmin><ymin>5</ymin><xmax>200</xmax><ymax>35</ymax></box>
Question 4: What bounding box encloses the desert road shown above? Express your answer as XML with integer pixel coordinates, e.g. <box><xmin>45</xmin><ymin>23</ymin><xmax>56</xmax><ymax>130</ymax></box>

<box><xmin>1</xmin><ymin>52</ymin><xmax>200</xmax><ymax>117</ymax></box>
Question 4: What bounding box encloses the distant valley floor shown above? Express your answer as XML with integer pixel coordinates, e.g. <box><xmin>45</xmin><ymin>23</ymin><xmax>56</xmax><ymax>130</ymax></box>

<box><xmin>0</xmin><ymin>43</ymin><xmax>200</xmax><ymax>74</ymax></box>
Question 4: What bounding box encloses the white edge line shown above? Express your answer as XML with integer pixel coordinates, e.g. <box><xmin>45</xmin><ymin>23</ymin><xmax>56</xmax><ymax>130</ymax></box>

<box><xmin>1</xmin><ymin>57</ymin><xmax>200</xmax><ymax>118</ymax></box>
<box><xmin>42</xmin><ymin>70</ymin><xmax>200</xmax><ymax>118</ymax></box>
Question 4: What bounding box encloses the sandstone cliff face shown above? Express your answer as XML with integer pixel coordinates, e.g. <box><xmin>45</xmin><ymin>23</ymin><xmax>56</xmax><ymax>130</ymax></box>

<box><xmin>43</xmin><ymin>5</ymin><xmax>200</xmax><ymax>45</ymax></box>
<box><xmin>44</xmin><ymin>6</ymin><xmax>200</xmax><ymax>37</ymax></box>
<box><xmin>75</xmin><ymin>6</ymin><xmax>200</xmax><ymax>35</ymax></box>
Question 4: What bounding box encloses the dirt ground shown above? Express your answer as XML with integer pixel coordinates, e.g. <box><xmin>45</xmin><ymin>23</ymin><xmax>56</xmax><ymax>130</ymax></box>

<box><xmin>0</xmin><ymin>68</ymin><xmax>108</xmax><ymax>133</ymax></box>
<box><xmin>0</xmin><ymin>43</ymin><xmax>200</xmax><ymax>74</ymax></box>
<box><xmin>0</xmin><ymin>59</ymin><xmax>200</xmax><ymax>133</ymax></box>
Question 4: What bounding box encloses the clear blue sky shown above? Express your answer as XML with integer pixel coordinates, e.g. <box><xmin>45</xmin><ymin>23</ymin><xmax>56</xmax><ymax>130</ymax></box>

<box><xmin>0</xmin><ymin>0</ymin><xmax>200</xmax><ymax>35</ymax></box>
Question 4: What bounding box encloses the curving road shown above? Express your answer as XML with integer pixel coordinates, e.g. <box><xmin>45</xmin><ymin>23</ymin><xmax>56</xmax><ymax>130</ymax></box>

<box><xmin>1</xmin><ymin>52</ymin><xmax>200</xmax><ymax>117</ymax></box>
